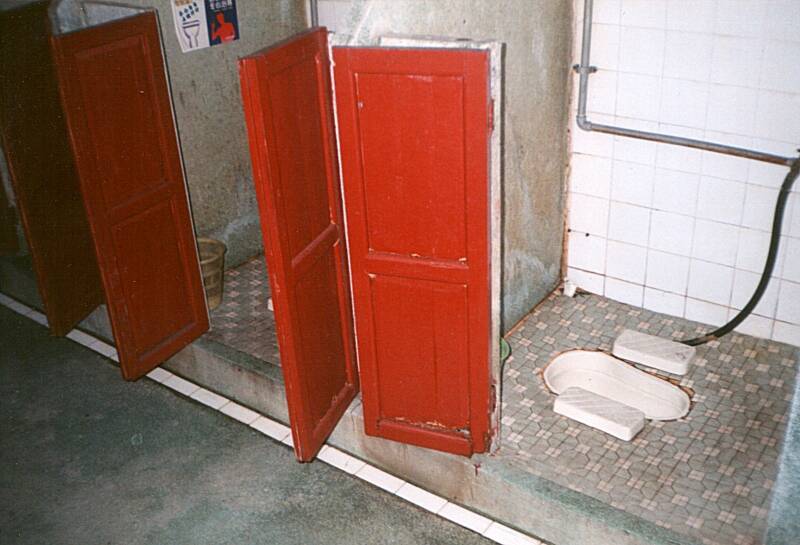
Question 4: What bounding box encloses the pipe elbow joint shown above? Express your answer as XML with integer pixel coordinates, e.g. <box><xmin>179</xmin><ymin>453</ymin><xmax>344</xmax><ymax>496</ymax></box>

<box><xmin>576</xmin><ymin>115</ymin><xmax>592</xmax><ymax>132</ymax></box>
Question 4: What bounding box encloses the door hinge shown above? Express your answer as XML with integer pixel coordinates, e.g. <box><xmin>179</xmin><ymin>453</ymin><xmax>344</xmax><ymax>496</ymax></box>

<box><xmin>488</xmin><ymin>98</ymin><xmax>495</xmax><ymax>133</ymax></box>
<box><xmin>489</xmin><ymin>383</ymin><xmax>497</xmax><ymax>413</ymax></box>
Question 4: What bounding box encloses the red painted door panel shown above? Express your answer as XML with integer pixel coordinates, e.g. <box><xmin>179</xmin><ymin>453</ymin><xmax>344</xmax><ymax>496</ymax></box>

<box><xmin>0</xmin><ymin>2</ymin><xmax>103</xmax><ymax>332</ymax></box>
<box><xmin>239</xmin><ymin>29</ymin><xmax>358</xmax><ymax>461</ymax></box>
<box><xmin>334</xmin><ymin>47</ymin><xmax>492</xmax><ymax>455</ymax></box>
<box><xmin>52</xmin><ymin>13</ymin><xmax>208</xmax><ymax>380</ymax></box>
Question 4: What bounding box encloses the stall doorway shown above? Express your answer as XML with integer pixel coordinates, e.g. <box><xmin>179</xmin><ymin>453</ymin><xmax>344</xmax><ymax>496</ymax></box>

<box><xmin>240</xmin><ymin>28</ymin><xmax>498</xmax><ymax>461</ymax></box>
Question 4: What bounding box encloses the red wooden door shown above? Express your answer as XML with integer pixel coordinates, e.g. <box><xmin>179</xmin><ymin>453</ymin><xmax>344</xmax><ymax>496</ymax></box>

<box><xmin>52</xmin><ymin>13</ymin><xmax>208</xmax><ymax>380</ymax></box>
<box><xmin>333</xmin><ymin>47</ymin><xmax>492</xmax><ymax>455</ymax></box>
<box><xmin>0</xmin><ymin>1</ymin><xmax>103</xmax><ymax>332</ymax></box>
<box><xmin>239</xmin><ymin>29</ymin><xmax>358</xmax><ymax>461</ymax></box>
<box><xmin>0</xmin><ymin>180</ymin><xmax>17</xmax><ymax>256</ymax></box>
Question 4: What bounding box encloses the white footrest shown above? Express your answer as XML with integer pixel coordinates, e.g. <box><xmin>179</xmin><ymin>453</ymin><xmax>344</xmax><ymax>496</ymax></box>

<box><xmin>553</xmin><ymin>386</ymin><xmax>645</xmax><ymax>441</ymax></box>
<box><xmin>612</xmin><ymin>329</ymin><xmax>694</xmax><ymax>375</ymax></box>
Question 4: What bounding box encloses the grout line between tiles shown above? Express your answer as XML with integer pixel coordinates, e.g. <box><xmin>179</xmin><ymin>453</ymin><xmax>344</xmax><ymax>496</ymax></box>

<box><xmin>0</xmin><ymin>294</ymin><xmax>544</xmax><ymax>545</ymax></box>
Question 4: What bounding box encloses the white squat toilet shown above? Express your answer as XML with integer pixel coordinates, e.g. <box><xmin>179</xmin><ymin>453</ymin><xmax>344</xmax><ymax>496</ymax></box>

<box><xmin>542</xmin><ymin>343</ymin><xmax>691</xmax><ymax>441</ymax></box>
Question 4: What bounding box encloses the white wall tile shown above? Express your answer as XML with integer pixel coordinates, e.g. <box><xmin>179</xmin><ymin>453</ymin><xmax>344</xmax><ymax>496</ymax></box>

<box><xmin>759</xmin><ymin>40</ymin><xmax>800</xmax><ymax>94</ymax></box>
<box><xmin>782</xmin><ymin>237</ymin><xmax>800</xmax><ymax>283</ymax></box>
<box><xmin>659</xmin><ymin>79</ymin><xmax>709</xmax><ymax>129</ymax></box>
<box><xmin>701</xmin><ymin>132</ymin><xmax>752</xmax><ymax>182</ymax></box>
<box><xmin>611</xmin><ymin>160</ymin><xmax>654</xmax><ymax>206</ymax></box>
<box><xmin>605</xmin><ymin>277</ymin><xmax>644</xmax><ymax>306</ymax></box>
<box><xmin>773</xmin><ymin>321</ymin><xmax>800</xmax><ymax>345</ymax></box>
<box><xmin>687</xmin><ymin>260</ymin><xmax>735</xmax><ymax>306</ymax></box>
<box><xmin>570</xmin><ymin>193</ymin><xmax>610</xmax><ymax>236</ymax></box>
<box><xmin>696</xmin><ymin>177</ymin><xmax>745</xmax><ymax>224</ymax></box>
<box><xmin>652</xmin><ymin>168</ymin><xmax>699</xmax><ymax>215</ymax></box>
<box><xmin>608</xmin><ymin>201</ymin><xmax>651</xmax><ymax>245</ymax></box>
<box><xmin>692</xmin><ymin>219</ymin><xmax>739</xmax><ymax>266</ymax></box>
<box><xmin>591</xmin><ymin>24</ymin><xmax>621</xmax><ymax>70</ymax></box>
<box><xmin>568</xmin><ymin>234</ymin><xmax>607</xmax><ymax>273</ymax></box>
<box><xmin>616</xmin><ymin>73</ymin><xmax>662</xmax><ymax>121</ymax></box>
<box><xmin>572</xmin><ymin>114</ymin><xmax>616</xmax><ymax>157</ymax></box>
<box><xmin>649</xmin><ymin>210</ymin><xmax>694</xmax><ymax>255</ymax></box>
<box><xmin>736</xmin><ymin>228</ymin><xmax>772</xmax><ymax>273</ymax></box>
<box><xmin>709</xmin><ymin>35</ymin><xmax>762</xmax><ymax>88</ymax></box>
<box><xmin>354</xmin><ymin>464</ymin><xmax>405</xmax><ymax>494</ymax></box>
<box><xmin>730</xmin><ymin>269</ymin><xmax>780</xmax><ymax>317</ymax></box>
<box><xmin>593</xmin><ymin>0</ymin><xmax>622</xmax><ymax>25</ymax></box>
<box><xmin>705</xmin><ymin>85</ymin><xmax>758</xmax><ymax>136</ymax></box>
<box><xmin>655</xmin><ymin>125</ymin><xmax>704</xmax><ymax>173</ymax></box>
<box><xmin>714</xmin><ymin>0</ymin><xmax>766</xmax><ymax>38</ymax></box>
<box><xmin>571</xmin><ymin>153</ymin><xmax>613</xmax><ymax>198</ymax></box>
<box><xmin>789</xmin><ymin>193</ymin><xmax>800</xmax><ymax>238</ymax></box>
<box><xmin>566</xmin><ymin>0</ymin><xmax>800</xmax><ymax>346</ymax></box>
<box><xmin>776</xmin><ymin>281</ymin><xmax>800</xmax><ymax>324</ymax></box>
<box><xmin>646</xmin><ymin>249</ymin><xmax>691</xmax><ymax>293</ymax></box>
<box><xmin>606</xmin><ymin>240</ymin><xmax>647</xmax><ymax>283</ymax></box>
<box><xmin>396</xmin><ymin>483</ymin><xmax>448</xmax><ymax>514</ymax></box>
<box><xmin>643</xmin><ymin>287</ymin><xmax>686</xmax><ymax>315</ymax></box>
<box><xmin>763</xmin><ymin>1</ymin><xmax>800</xmax><ymax>43</ymax></box>
<box><xmin>731</xmin><ymin>312</ymin><xmax>774</xmax><ymax>338</ymax></box>
<box><xmin>754</xmin><ymin>90</ymin><xmax>800</xmax><ymax>143</ymax></box>
<box><xmin>567</xmin><ymin>267</ymin><xmax>605</xmax><ymax>295</ymax></box>
<box><xmin>663</xmin><ymin>31</ymin><xmax>713</xmax><ymax>82</ymax></box>
<box><xmin>666</xmin><ymin>0</ymin><xmax>715</xmax><ymax>33</ymax></box>
<box><xmin>620</xmin><ymin>0</ymin><xmax>666</xmax><ymax>28</ymax></box>
<box><xmin>483</xmin><ymin>522</ymin><xmax>544</xmax><ymax>545</ymax></box>
<box><xmin>685</xmin><ymin>298</ymin><xmax>729</xmax><ymax>326</ymax></box>
<box><xmin>438</xmin><ymin>503</ymin><xmax>494</xmax><ymax>534</ymax></box>
<box><xmin>619</xmin><ymin>27</ymin><xmax>665</xmax><ymax>76</ymax></box>
<box><xmin>741</xmin><ymin>184</ymin><xmax>779</xmax><ymax>232</ymax></box>
<box><xmin>748</xmin><ymin>139</ymin><xmax>797</xmax><ymax>189</ymax></box>
<box><xmin>587</xmin><ymin>70</ymin><xmax>618</xmax><ymax>115</ymax></box>
<box><xmin>613</xmin><ymin>118</ymin><xmax>658</xmax><ymax>165</ymax></box>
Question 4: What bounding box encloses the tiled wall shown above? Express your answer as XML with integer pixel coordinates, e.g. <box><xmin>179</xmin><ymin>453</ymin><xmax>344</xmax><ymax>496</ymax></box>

<box><xmin>567</xmin><ymin>0</ymin><xmax>800</xmax><ymax>346</ymax></box>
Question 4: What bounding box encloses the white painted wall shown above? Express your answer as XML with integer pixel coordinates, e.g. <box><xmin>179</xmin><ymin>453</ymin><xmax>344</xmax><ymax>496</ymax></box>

<box><xmin>567</xmin><ymin>0</ymin><xmax>800</xmax><ymax>346</ymax></box>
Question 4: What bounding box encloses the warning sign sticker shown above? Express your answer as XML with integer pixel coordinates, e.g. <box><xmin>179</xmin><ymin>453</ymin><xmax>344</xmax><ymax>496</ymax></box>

<box><xmin>172</xmin><ymin>0</ymin><xmax>239</xmax><ymax>53</ymax></box>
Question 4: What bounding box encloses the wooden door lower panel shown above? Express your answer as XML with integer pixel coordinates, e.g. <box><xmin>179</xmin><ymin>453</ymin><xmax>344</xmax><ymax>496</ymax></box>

<box><xmin>333</xmin><ymin>47</ymin><xmax>492</xmax><ymax>456</ymax></box>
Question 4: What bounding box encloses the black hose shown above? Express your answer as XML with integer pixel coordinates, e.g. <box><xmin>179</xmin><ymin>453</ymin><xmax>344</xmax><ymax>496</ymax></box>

<box><xmin>682</xmin><ymin>154</ymin><xmax>800</xmax><ymax>347</ymax></box>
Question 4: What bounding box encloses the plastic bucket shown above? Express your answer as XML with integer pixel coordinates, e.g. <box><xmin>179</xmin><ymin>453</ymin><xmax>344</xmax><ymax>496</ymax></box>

<box><xmin>500</xmin><ymin>338</ymin><xmax>511</xmax><ymax>362</ymax></box>
<box><xmin>197</xmin><ymin>238</ymin><xmax>226</xmax><ymax>310</ymax></box>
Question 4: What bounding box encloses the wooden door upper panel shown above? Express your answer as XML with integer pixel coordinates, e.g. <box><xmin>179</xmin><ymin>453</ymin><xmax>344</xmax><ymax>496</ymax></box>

<box><xmin>53</xmin><ymin>12</ymin><xmax>208</xmax><ymax>379</ymax></box>
<box><xmin>71</xmin><ymin>36</ymin><xmax>168</xmax><ymax>210</ymax></box>
<box><xmin>334</xmin><ymin>46</ymin><xmax>491</xmax><ymax>456</ymax></box>
<box><xmin>353</xmin><ymin>72</ymin><xmax>468</xmax><ymax>261</ymax></box>
<box><xmin>239</xmin><ymin>28</ymin><xmax>358</xmax><ymax>461</ymax></box>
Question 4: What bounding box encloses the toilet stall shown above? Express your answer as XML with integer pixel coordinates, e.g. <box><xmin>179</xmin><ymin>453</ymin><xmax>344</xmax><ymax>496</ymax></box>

<box><xmin>1</xmin><ymin>2</ymin><xmax>503</xmax><ymax>462</ymax></box>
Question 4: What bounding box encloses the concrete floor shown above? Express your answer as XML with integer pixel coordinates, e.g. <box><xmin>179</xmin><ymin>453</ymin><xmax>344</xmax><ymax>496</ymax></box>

<box><xmin>0</xmin><ymin>305</ymin><xmax>490</xmax><ymax>545</ymax></box>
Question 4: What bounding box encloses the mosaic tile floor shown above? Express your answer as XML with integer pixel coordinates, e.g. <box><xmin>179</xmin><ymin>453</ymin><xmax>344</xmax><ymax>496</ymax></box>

<box><xmin>205</xmin><ymin>257</ymin><xmax>798</xmax><ymax>545</ymax></box>
<box><xmin>206</xmin><ymin>256</ymin><xmax>281</xmax><ymax>365</ymax></box>
<box><xmin>502</xmin><ymin>291</ymin><xmax>799</xmax><ymax>545</ymax></box>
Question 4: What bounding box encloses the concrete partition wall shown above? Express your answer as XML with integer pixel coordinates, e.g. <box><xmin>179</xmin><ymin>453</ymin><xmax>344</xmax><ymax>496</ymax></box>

<box><xmin>320</xmin><ymin>0</ymin><xmax>574</xmax><ymax>331</ymax></box>
<box><xmin>46</xmin><ymin>0</ymin><xmax>308</xmax><ymax>267</ymax></box>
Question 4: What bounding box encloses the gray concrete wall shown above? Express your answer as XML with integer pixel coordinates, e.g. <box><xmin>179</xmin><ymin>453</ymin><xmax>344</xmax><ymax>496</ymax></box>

<box><xmin>140</xmin><ymin>0</ymin><xmax>306</xmax><ymax>267</ymax></box>
<box><xmin>320</xmin><ymin>0</ymin><xmax>573</xmax><ymax>331</ymax></box>
<box><xmin>48</xmin><ymin>0</ymin><xmax>309</xmax><ymax>267</ymax></box>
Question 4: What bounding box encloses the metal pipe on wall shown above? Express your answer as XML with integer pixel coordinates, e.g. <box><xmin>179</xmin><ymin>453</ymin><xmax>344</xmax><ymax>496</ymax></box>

<box><xmin>574</xmin><ymin>0</ymin><xmax>796</xmax><ymax>168</ymax></box>
<box><xmin>309</xmin><ymin>0</ymin><xmax>319</xmax><ymax>27</ymax></box>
